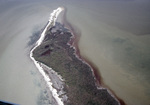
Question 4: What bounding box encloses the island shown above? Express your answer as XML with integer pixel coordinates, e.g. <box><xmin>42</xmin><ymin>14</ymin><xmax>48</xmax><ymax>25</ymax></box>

<box><xmin>32</xmin><ymin>21</ymin><xmax>122</xmax><ymax>105</ymax></box>
<box><xmin>30</xmin><ymin>7</ymin><xmax>125</xmax><ymax>105</ymax></box>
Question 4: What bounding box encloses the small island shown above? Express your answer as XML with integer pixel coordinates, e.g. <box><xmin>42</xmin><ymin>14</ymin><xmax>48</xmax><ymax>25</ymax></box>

<box><xmin>32</xmin><ymin>21</ymin><xmax>120</xmax><ymax>105</ymax></box>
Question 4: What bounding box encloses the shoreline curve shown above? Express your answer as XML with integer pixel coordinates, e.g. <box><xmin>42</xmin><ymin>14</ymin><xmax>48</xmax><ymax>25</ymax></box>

<box><xmin>61</xmin><ymin>7</ymin><xmax>126</xmax><ymax>105</ymax></box>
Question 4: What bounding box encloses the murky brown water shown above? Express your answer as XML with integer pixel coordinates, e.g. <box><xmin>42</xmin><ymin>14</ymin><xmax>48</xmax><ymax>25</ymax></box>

<box><xmin>0</xmin><ymin>0</ymin><xmax>150</xmax><ymax>105</ymax></box>
<box><xmin>0</xmin><ymin>1</ymin><xmax>57</xmax><ymax>105</ymax></box>
<box><xmin>64</xmin><ymin>1</ymin><xmax>150</xmax><ymax>105</ymax></box>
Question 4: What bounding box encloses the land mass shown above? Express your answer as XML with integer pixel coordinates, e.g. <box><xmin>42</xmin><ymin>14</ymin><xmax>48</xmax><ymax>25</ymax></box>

<box><xmin>32</xmin><ymin>22</ymin><xmax>120</xmax><ymax>105</ymax></box>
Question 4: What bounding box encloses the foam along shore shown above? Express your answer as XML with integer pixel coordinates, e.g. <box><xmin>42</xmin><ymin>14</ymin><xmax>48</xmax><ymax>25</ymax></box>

<box><xmin>37</xmin><ymin>7</ymin><xmax>64</xmax><ymax>46</ymax></box>
<box><xmin>30</xmin><ymin>7</ymin><xmax>64</xmax><ymax>105</ymax></box>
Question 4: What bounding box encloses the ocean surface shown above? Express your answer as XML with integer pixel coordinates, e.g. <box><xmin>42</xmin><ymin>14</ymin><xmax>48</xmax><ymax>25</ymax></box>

<box><xmin>0</xmin><ymin>0</ymin><xmax>150</xmax><ymax>105</ymax></box>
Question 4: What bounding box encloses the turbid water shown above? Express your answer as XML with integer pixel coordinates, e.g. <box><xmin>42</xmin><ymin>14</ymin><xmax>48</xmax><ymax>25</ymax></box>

<box><xmin>64</xmin><ymin>0</ymin><xmax>150</xmax><ymax>105</ymax></box>
<box><xmin>0</xmin><ymin>1</ymin><xmax>61</xmax><ymax>105</ymax></box>
<box><xmin>0</xmin><ymin>0</ymin><xmax>150</xmax><ymax>105</ymax></box>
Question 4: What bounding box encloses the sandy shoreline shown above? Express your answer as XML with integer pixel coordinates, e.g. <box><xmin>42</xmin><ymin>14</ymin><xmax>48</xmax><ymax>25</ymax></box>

<box><xmin>30</xmin><ymin>7</ymin><xmax>125</xmax><ymax>105</ymax></box>
<box><xmin>1</xmin><ymin>1</ymin><xmax>149</xmax><ymax>105</ymax></box>
<box><xmin>30</xmin><ymin>7</ymin><xmax>65</xmax><ymax>105</ymax></box>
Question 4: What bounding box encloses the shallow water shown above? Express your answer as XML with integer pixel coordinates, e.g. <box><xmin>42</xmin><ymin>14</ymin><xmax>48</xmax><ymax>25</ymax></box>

<box><xmin>64</xmin><ymin>1</ymin><xmax>150</xmax><ymax>105</ymax></box>
<box><xmin>0</xmin><ymin>0</ymin><xmax>150</xmax><ymax>105</ymax></box>
<box><xmin>0</xmin><ymin>1</ymin><xmax>59</xmax><ymax>105</ymax></box>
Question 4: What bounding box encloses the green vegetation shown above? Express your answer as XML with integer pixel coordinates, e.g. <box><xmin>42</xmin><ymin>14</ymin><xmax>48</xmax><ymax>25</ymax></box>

<box><xmin>33</xmin><ymin>22</ymin><xmax>119</xmax><ymax>105</ymax></box>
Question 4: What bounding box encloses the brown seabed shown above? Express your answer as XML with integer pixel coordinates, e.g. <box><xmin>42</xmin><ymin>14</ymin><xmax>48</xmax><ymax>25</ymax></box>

<box><xmin>61</xmin><ymin>7</ymin><xmax>126</xmax><ymax>105</ymax></box>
